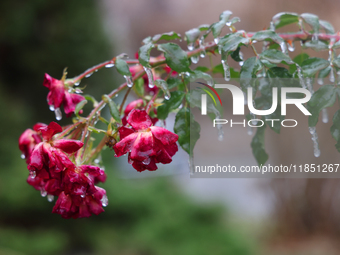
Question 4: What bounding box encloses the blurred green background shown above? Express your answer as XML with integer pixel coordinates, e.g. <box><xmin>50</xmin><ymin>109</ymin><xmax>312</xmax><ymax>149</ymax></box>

<box><xmin>0</xmin><ymin>1</ymin><xmax>255</xmax><ymax>254</ymax></box>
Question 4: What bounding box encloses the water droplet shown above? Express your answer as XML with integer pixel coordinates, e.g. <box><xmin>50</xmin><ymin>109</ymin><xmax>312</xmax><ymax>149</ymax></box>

<box><xmin>288</xmin><ymin>41</ymin><xmax>295</xmax><ymax>52</ymax></box>
<box><xmin>312</xmin><ymin>34</ymin><xmax>319</xmax><ymax>43</ymax></box>
<box><xmin>199</xmin><ymin>37</ymin><xmax>206</xmax><ymax>58</ymax></box>
<box><xmin>305</xmin><ymin>77</ymin><xmax>314</xmax><ymax>94</ymax></box>
<box><xmin>80</xmin><ymin>194</ymin><xmax>85</xmax><ymax>198</ymax></box>
<box><xmin>142</xmin><ymin>158</ymin><xmax>151</xmax><ymax>165</ymax></box>
<box><xmin>191</xmin><ymin>55</ymin><xmax>199</xmax><ymax>64</ymax></box>
<box><xmin>317</xmin><ymin>78</ymin><xmax>324</xmax><ymax>85</ymax></box>
<box><xmin>74</xmin><ymin>81</ymin><xmax>80</xmax><ymax>86</ymax></box>
<box><xmin>215</xmin><ymin>115</ymin><xmax>224</xmax><ymax>141</ymax></box>
<box><xmin>247</xmin><ymin>126</ymin><xmax>253</xmax><ymax>136</ymax></box>
<box><xmin>94</xmin><ymin>158</ymin><xmax>100</xmax><ymax>164</ymax></box>
<box><xmin>280</xmin><ymin>42</ymin><xmax>287</xmax><ymax>54</ymax></box>
<box><xmin>221</xmin><ymin>59</ymin><xmax>230</xmax><ymax>81</ymax></box>
<box><xmin>226</xmin><ymin>21</ymin><xmax>232</xmax><ymax>26</ymax></box>
<box><xmin>94</xmin><ymin>69</ymin><xmax>98</xmax><ymax>72</ymax></box>
<box><xmin>200</xmin><ymin>51</ymin><xmax>206</xmax><ymax>58</ymax></box>
<box><xmin>143</xmin><ymin>67</ymin><xmax>154</xmax><ymax>88</ymax></box>
<box><xmin>187</xmin><ymin>43</ymin><xmax>195</xmax><ymax>51</ymax></box>
<box><xmin>105</xmin><ymin>63</ymin><xmax>114</xmax><ymax>68</ymax></box>
<box><xmin>124</xmin><ymin>75</ymin><xmax>133</xmax><ymax>88</ymax></box>
<box><xmin>47</xmin><ymin>195</ymin><xmax>54</xmax><ymax>202</ymax></box>
<box><xmin>330</xmin><ymin>68</ymin><xmax>335</xmax><ymax>83</ymax></box>
<box><xmin>29</xmin><ymin>171</ymin><xmax>36</xmax><ymax>179</ymax></box>
<box><xmin>54</xmin><ymin>108</ymin><xmax>62</xmax><ymax>121</ymax></box>
<box><xmin>322</xmin><ymin>108</ymin><xmax>329</xmax><ymax>123</ymax></box>
<box><xmin>214</xmin><ymin>38</ymin><xmax>220</xmax><ymax>44</ymax></box>
<box><xmin>101</xmin><ymin>194</ymin><xmax>108</xmax><ymax>207</ymax></box>
<box><xmin>85</xmin><ymin>72</ymin><xmax>93</xmax><ymax>78</ymax></box>
<box><xmin>21</xmin><ymin>154</ymin><xmax>25</xmax><ymax>159</ymax></box>
<box><xmin>270</xmin><ymin>21</ymin><xmax>275</xmax><ymax>31</ymax></box>
<box><xmin>297</xmin><ymin>67</ymin><xmax>307</xmax><ymax>89</ymax></box>
<box><xmin>40</xmin><ymin>187</ymin><xmax>47</xmax><ymax>197</ymax></box>
<box><xmin>49</xmin><ymin>105</ymin><xmax>55</xmax><ymax>111</ymax></box>
<box><xmin>239</xmin><ymin>51</ymin><xmax>244</xmax><ymax>66</ymax></box>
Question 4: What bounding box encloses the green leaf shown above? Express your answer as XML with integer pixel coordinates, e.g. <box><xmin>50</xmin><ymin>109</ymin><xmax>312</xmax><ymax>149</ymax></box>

<box><xmin>300</xmin><ymin>13</ymin><xmax>319</xmax><ymax>33</ymax></box>
<box><xmin>157</xmin><ymin>43</ymin><xmax>190</xmax><ymax>73</ymax></box>
<box><xmin>303</xmin><ymin>40</ymin><xmax>328</xmax><ymax>51</ymax></box>
<box><xmin>272</xmin><ymin>12</ymin><xmax>299</xmax><ymax>29</ymax></box>
<box><xmin>166</xmin><ymin>77</ymin><xmax>183</xmax><ymax>89</ymax></box>
<box><xmin>219</xmin><ymin>33</ymin><xmax>249</xmax><ymax>52</ymax></box>
<box><xmin>174</xmin><ymin>107</ymin><xmax>200</xmax><ymax>154</ymax></box>
<box><xmin>189</xmin><ymin>70</ymin><xmax>214</xmax><ymax>85</ymax></box>
<box><xmin>75</xmin><ymin>100</ymin><xmax>87</xmax><ymax>116</ymax></box>
<box><xmin>142</xmin><ymin>36</ymin><xmax>152</xmax><ymax>44</ymax></box>
<box><xmin>211</xmin><ymin>10</ymin><xmax>233</xmax><ymax>38</ymax></box>
<box><xmin>318</xmin><ymin>66</ymin><xmax>331</xmax><ymax>78</ymax></box>
<box><xmin>157</xmin><ymin>91</ymin><xmax>185</xmax><ymax>119</ymax></box>
<box><xmin>198</xmin><ymin>24</ymin><xmax>210</xmax><ymax>31</ymax></box>
<box><xmin>230</xmin><ymin>47</ymin><xmax>243</xmax><ymax>62</ymax></box>
<box><xmin>115</xmin><ymin>58</ymin><xmax>131</xmax><ymax>76</ymax></box>
<box><xmin>289</xmin><ymin>53</ymin><xmax>309</xmax><ymax>73</ymax></box>
<box><xmin>195</xmin><ymin>66</ymin><xmax>210</xmax><ymax>72</ymax></box>
<box><xmin>333</xmin><ymin>57</ymin><xmax>340</xmax><ymax>69</ymax></box>
<box><xmin>301</xmin><ymin>57</ymin><xmax>329</xmax><ymax>77</ymax></box>
<box><xmin>251</xmin><ymin>121</ymin><xmax>268</xmax><ymax>165</ymax></box>
<box><xmin>138</xmin><ymin>43</ymin><xmax>154</xmax><ymax>68</ymax></box>
<box><xmin>251</xmin><ymin>30</ymin><xmax>284</xmax><ymax>45</ymax></box>
<box><xmin>331</xmin><ymin>109</ymin><xmax>340</xmax><ymax>152</ymax></box>
<box><xmin>152</xmin><ymin>32</ymin><xmax>181</xmax><ymax>42</ymax></box>
<box><xmin>267</xmin><ymin>67</ymin><xmax>292</xmax><ymax>78</ymax></box>
<box><xmin>307</xmin><ymin>85</ymin><xmax>337</xmax><ymax>127</ymax></box>
<box><xmin>212</xmin><ymin>64</ymin><xmax>240</xmax><ymax>78</ymax></box>
<box><xmin>260</xmin><ymin>49</ymin><xmax>293</xmax><ymax>64</ymax></box>
<box><xmin>240</xmin><ymin>57</ymin><xmax>262</xmax><ymax>78</ymax></box>
<box><xmin>319</xmin><ymin>20</ymin><xmax>335</xmax><ymax>34</ymax></box>
<box><xmin>228</xmin><ymin>17</ymin><xmax>240</xmax><ymax>25</ymax></box>
<box><xmin>102</xmin><ymin>95</ymin><xmax>121</xmax><ymax>124</ymax></box>
<box><xmin>84</xmin><ymin>95</ymin><xmax>98</xmax><ymax>106</ymax></box>
<box><xmin>133</xmin><ymin>78</ymin><xmax>144</xmax><ymax>97</ymax></box>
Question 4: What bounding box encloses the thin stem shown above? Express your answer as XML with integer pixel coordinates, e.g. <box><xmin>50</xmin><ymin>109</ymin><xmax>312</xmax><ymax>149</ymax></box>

<box><xmin>119</xmin><ymin>87</ymin><xmax>132</xmax><ymax>114</ymax></box>
<box><xmin>58</xmin><ymin>122</ymin><xmax>83</xmax><ymax>139</ymax></box>
<box><xmin>146</xmin><ymin>92</ymin><xmax>159</xmax><ymax>114</ymax></box>
<box><xmin>88</xmin><ymin>135</ymin><xmax>109</xmax><ymax>163</ymax></box>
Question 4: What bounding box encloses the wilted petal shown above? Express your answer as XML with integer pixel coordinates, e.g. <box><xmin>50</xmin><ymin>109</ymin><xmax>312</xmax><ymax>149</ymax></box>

<box><xmin>127</xmin><ymin>109</ymin><xmax>152</xmax><ymax>130</ymax></box>
<box><xmin>130</xmin><ymin>132</ymin><xmax>154</xmax><ymax>161</ymax></box>
<box><xmin>28</xmin><ymin>143</ymin><xmax>44</xmax><ymax>170</ymax></box>
<box><xmin>53</xmin><ymin>139</ymin><xmax>83</xmax><ymax>154</ymax></box>
<box><xmin>118</xmin><ymin>127</ymin><xmax>135</xmax><ymax>140</ymax></box>
<box><xmin>150</xmin><ymin>126</ymin><xmax>178</xmax><ymax>145</ymax></box>
<box><xmin>113</xmin><ymin>132</ymin><xmax>138</xmax><ymax>157</ymax></box>
<box><xmin>38</xmin><ymin>122</ymin><xmax>63</xmax><ymax>141</ymax></box>
<box><xmin>63</xmin><ymin>92</ymin><xmax>85</xmax><ymax>116</ymax></box>
<box><xmin>131</xmin><ymin>157</ymin><xmax>158</xmax><ymax>172</ymax></box>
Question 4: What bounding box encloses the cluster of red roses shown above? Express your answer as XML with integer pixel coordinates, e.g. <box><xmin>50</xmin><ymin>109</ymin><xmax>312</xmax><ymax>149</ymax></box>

<box><xmin>19</xmin><ymin>64</ymin><xmax>180</xmax><ymax>218</ymax></box>
<box><xmin>19</xmin><ymin>122</ymin><xmax>107</xmax><ymax>219</ymax></box>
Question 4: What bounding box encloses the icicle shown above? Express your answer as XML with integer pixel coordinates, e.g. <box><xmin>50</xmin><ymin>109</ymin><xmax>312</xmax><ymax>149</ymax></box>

<box><xmin>54</xmin><ymin>108</ymin><xmax>62</xmax><ymax>121</ymax></box>
<box><xmin>269</xmin><ymin>21</ymin><xmax>275</xmax><ymax>31</ymax></box>
<box><xmin>85</xmin><ymin>72</ymin><xmax>93</xmax><ymax>78</ymax></box>
<box><xmin>143</xmin><ymin>67</ymin><xmax>155</xmax><ymax>88</ymax></box>
<box><xmin>214</xmin><ymin>38</ymin><xmax>220</xmax><ymax>44</ymax></box>
<box><xmin>124</xmin><ymin>75</ymin><xmax>133</xmax><ymax>88</ymax></box>
<box><xmin>239</xmin><ymin>51</ymin><xmax>244</xmax><ymax>66</ymax></box>
<box><xmin>280</xmin><ymin>41</ymin><xmax>288</xmax><ymax>54</ymax></box>
<box><xmin>288</xmin><ymin>41</ymin><xmax>295</xmax><ymax>52</ymax></box>
<box><xmin>161</xmin><ymin>83</ymin><xmax>171</xmax><ymax>100</ymax></box>
<box><xmin>243</xmin><ymin>92</ymin><xmax>247</xmax><ymax>105</ymax></box>
<box><xmin>250</xmin><ymin>112</ymin><xmax>258</xmax><ymax>125</ymax></box>
<box><xmin>199</xmin><ymin>37</ymin><xmax>206</xmax><ymax>58</ymax></box>
<box><xmin>215</xmin><ymin>115</ymin><xmax>224</xmax><ymax>141</ymax></box>
<box><xmin>101</xmin><ymin>194</ymin><xmax>108</xmax><ymax>207</ymax></box>
<box><xmin>305</xmin><ymin>77</ymin><xmax>314</xmax><ymax>94</ymax></box>
<box><xmin>47</xmin><ymin>195</ymin><xmax>54</xmax><ymax>202</ymax></box>
<box><xmin>105</xmin><ymin>63</ymin><xmax>114</xmax><ymax>68</ymax></box>
<box><xmin>49</xmin><ymin>105</ymin><xmax>55</xmax><ymax>111</ymax></box>
<box><xmin>191</xmin><ymin>55</ymin><xmax>199</xmax><ymax>64</ymax></box>
<box><xmin>40</xmin><ymin>187</ymin><xmax>47</xmax><ymax>197</ymax></box>
<box><xmin>330</xmin><ymin>68</ymin><xmax>335</xmax><ymax>83</ymax></box>
<box><xmin>309</xmin><ymin>126</ymin><xmax>321</xmax><ymax>157</ymax></box>
<box><xmin>247</xmin><ymin>126</ymin><xmax>253</xmax><ymax>136</ymax></box>
<box><xmin>297</xmin><ymin>67</ymin><xmax>307</xmax><ymax>89</ymax></box>
<box><xmin>189</xmin><ymin>154</ymin><xmax>195</xmax><ymax>175</ymax></box>
<box><xmin>317</xmin><ymin>78</ymin><xmax>324</xmax><ymax>85</ymax></box>
<box><xmin>221</xmin><ymin>59</ymin><xmax>230</xmax><ymax>81</ymax></box>
<box><xmin>262</xmin><ymin>41</ymin><xmax>269</xmax><ymax>53</ymax></box>
<box><xmin>322</xmin><ymin>108</ymin><xmax>329</xmax><ymax>123</ymax></box>
<box><xmin>311</xmin><ymin>33</ymin><xmax>319</xmax><ymax>43</ymax></box>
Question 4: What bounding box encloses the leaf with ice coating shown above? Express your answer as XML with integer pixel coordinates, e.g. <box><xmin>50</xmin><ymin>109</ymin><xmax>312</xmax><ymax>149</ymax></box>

<box><xmin>133</xmin><ymin>78</ymin><xmax>144</xmax><ymax>97</ymax></box>
<box><xmin>240</xmin><ymin>57</ymin><xmax>262</xmax><ymax>78</ymax></box>
<box><xmin>174</xmin><ymin>107</ymin><xmax>200</xmax><ymax>155</ymax></box>
<box><xmin>185</xmin><ymin>28</ymin><xmax>201</xmax><ymax>43</ymax></box>
<box><xmin>319</xmin><ymin>20</ymin><xmax>335</xmax><ymax>34</ymax></box>
<box><xmin>260</xmin><ymin>49</ymin><xmax>293</xmax><ymax>64</ymax></box>
<box><xmin>251</xmin><ymin>30</ymin><xmax>284</xmax><ymax>45</ymax></box>
<box><xmin>303</xmin><ymin>40</ymin><xmax>328</xmax><ymax>51</ymax></box>
<box><xmin>332</xmin><ymin>57</ymin><xmax>340</xmax><ymax>69</ymax></box>
<box><xmin>157</xmin><ymin>91</ymin><xmax>185</xmax><ymax>119</ymax></box>
<box><xmin>301</xmin><ymin>57</ymin><xmax>329</xmax><ymax>77</ymax></box>
<box><xmin>289</xmin><ymin>53</ymin><xmax>309</xmax><ymax>74</ymax></box>
<box><xmin>115</xmin><ymin>58</ymin><xmax>131</xmax><ymax>76</ymax></box>
<box><xmin>272</xmin><ymin>12</ymin><xmax>299</xmax><ymax>29</ymax></box>
<box><xmin>138</xmin><ymin>42</ymin><xmax>154</xmax><ymax>68</ymax></box>
<box><xmin>330</xmin><ymin>109</ymin><xmax>340</xmax><ymax>152</ymax></box>
<box><xmin>318</xmin><ymin>66</ymin><xmax>331</xmax><ymax>78</ymax></box>
<box><xmin>251</xmin><ymin>120</ymin><xmax>268</xmax><ymax>165</ymax></box>
<box><xmin>300</xmin><ymin>13</ymin><xmax>319</xmax><ymax>33</ymax></box>
<box><xmin>152</xmin><ymin>32</ymin><xmax>181</xmax><ymax>42</ymax></box>
<box><xmin>219</xmin><ymin>33</ymin><xmax>249</xmax><ymax>53</ymax></box>
<box><xmin>211</xmin><ymin>10</ymin><xmax>233</xmax><ymax>38</ymax></box>
<box><xmin>157</xmin><ymin>43</ymin><xmax>191</xmax><ymax>73</ymax></box>
<box><xmin>307</xmin><ymin>85</ymin><xmax>337</xmax><ymax>127</ymax></box>
<box><xmin>230</xmin><ymin>47</ymin><xmax>243</xmax><ymax>62</ymax></box>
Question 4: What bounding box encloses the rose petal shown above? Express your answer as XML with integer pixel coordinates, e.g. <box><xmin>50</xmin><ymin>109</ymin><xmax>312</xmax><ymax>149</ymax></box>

<box><xmin>131</xmin><ymin>157</ymin><xmax>158</xmax><ymax>172</ymax></box>
<box><xmin>113</xmin><ymin>132</ymin><xmax>138</xmax><ymax>157</ymax></box>
<box><xmin>150</xmin><ymin>126</ymin><xmax>178</xmax><ymax>145</ymax></box>
<box><xmin>127</xmin><ymin>109</ymin><xmax>152</xmax><ymax>130</ymax></box>
<box><xmin>38</xmin><ymin>122</ymin><xmax>63</xmax><ymax>141</ymax></box>
<box><xmin>130</xmin><ymin>132</ymin><xmax>155</xmax><ymax>161</ymax></box>
<box><xmin>118</xmin><ymin>126</ymin><xmax>135</xmax><ymax>140</ymax></box>
<box><xmin>53</xmin><ymin>139</ymin><xmax>83</xmax><ymax>154</ymax></box>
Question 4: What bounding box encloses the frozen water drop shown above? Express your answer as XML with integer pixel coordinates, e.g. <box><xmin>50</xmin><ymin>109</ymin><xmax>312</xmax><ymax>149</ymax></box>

<box><xmin>214</xmin><ymin>38</ymin><xmax>220</xmax><ymax>44</ymax></box>
<box><xmin>105</xmin><ymin>63</ymin><xmax>114</xmax><ymax>68</ymax></box>
<box><xmin>124</xmin><ymin>75</ymin><xmax>133</xmax><ymax>88</ymax></box>
<box><xmin>239</xmin><ymin>51</ymin><xmax>244</xmax><ymax>66</ymax></box>
<box><xmin>94</xmin><ymin>158</ymin><xmax>100</xmax><ymax>164</ymax></box>
<box><xmin>280</xmin><ymin>42</ymin><xmax>287</xmax><ymax>54</ymax></box>
<box><xmin>49</xmin><ymin>104</ymin><xmax>55</xmax><ymax>111</ymax></box>
<box><xmin>40</xmin><ymin>188</ymin><xmax>47</xmax><ymax>197</ymax></box>
<box><xmin>269</xmin><ymin>21</ymin><xmax>275</xmax><ymax>31</ymax></box>
<box><xmin>143</xmin><ymin>67</ymin><xmax>154</xmax><ymax>88</ymax></box>
<box><xmin>226</xmin><ymin>21</ymin><xmax>232</xmax><ymax>26</ymax></box>
<box><xmin>55</xmin><ymin>108</ymin><xmax>62</xmax><ymax>121</ymax></box>
<box><xmin>101</xmin><ymin>194</ymin><xmax>108</xmax><ymax>207</ymax></box>
<box><xmin>47</xmin><ymin>195</ymin><xmax>54</xmax><ymax>202</ymax></box>
<box><xmin>191</xmin><ymin>55</ymin><xmax>199</xmax><ymax>64</ymax></box>
<box><xmin>221</xmin><ymin>60</ymin><xmax>230</xmax><ymax>81</ymax></box>
<box><xmin>305</xmin><ymin>77</ymin><xmax>314</xmax><ymax>94</ymax></box>
<box><xmin>21</xmin><ymin>154</ymin><xmax>25</xmax><ymax>159</ymax></box>
<box><xmin>330</xmin><ymin>68</ymin><xmax>335</xmax><ymax>83</ymax></box>
<box><xmin>85</xmin><ymin>72</ymin><xmax>93</xmax><ymax>78</ymax></box>
<box><xmin>317</xmin><ymin>78</ymin><xmax>324</xmax><ymax>85</ymax></box>
<box><xmin>309</xmin><ymin>126</ymin><xmax>316</xmax><ymax>134</ymax></box>
<box><xmin>74</xmin><ymin>81</ymin><xmax>80</xmax><ymax>86</ymax></box>
<box><xmin>30</xmin><ymin>171</ymin><xmax>36</xmax><ymax>179</ymax></box>
<box><xmin>314</xmin><ymin>148</ymin><xmax>321</xmax><ymax>157</ymax></box>
<box><xmin>288</xmin><ymin>41</ymin><xmax>295</xmax><ymax>52</ymax></box>
<box><xmin>80</xmin><ymin>194</ymin><xmax>85</xmax><ymax>198</ymax></box>
<box><xmin>187</xmin><ymin>43</ymin><xmax>195</xmax><ymax>51</ymax></box>
<box><xmin>142</xmin><ymin>158</ymin><xmax>151</xmax><ymax>165</ymax></box>
<box><xmin>247</xmin><ymin>126</ymin><xmax>253</xmax><ymax>136</ymax></box>
<box><xmin>322</xmin><ymin>108</ymin><xmax>329</xmax><ymax>123</ymax></box>
<box><xmin>312</xmin><ymin>34</ymin><xmax>319</xmax><ymax>43</ymax></box>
